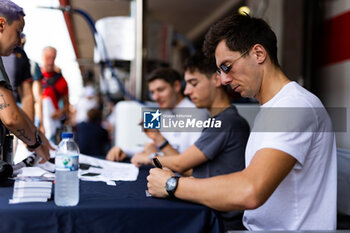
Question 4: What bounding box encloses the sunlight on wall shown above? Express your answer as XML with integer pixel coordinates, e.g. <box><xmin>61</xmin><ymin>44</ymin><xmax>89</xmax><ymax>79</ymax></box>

<box><xmin>12</xmin><ymin>0</ymin><xmax>83</xmax><ymax>105</ymax></box>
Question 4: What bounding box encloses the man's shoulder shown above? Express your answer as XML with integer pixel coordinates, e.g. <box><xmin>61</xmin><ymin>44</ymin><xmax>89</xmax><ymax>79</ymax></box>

<box><xmin>270</xmin><ymin>82</ymin><xmax>323</xmax><ymax>108</ymax></box>
<box><xmin>219</xmin><ymin>105</ymin><xmax>247</xmax><ymax>122</ymax></box>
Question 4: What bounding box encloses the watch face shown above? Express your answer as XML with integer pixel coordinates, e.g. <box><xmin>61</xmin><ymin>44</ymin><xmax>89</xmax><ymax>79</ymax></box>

<box><xmin>166</xmin><ymin>177</ymin><xmax>177</xmax><ymax>191</ymax></box>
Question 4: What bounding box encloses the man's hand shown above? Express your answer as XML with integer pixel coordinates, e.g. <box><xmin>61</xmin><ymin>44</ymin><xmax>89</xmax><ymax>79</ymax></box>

<box><xmin>39</xmin><ymin>130</ymin><xmax>55</xmax><ymax>151</ymax></box>
<box><xmin>147</xmin><ymin>168</ymin><xmax>175</xmax><ymax>198</ymax></box>
<box><xmin>106</xmin><ymin>146</ymin><xmax>126</xmax><ymax>162</ymax></box>
<box><xmin>33</xmin><ymin>144</ymin><xmax>50</xmax><ymax>164</ymax></box>
<box><xmin>51</xmin><ymin>110</ymin><xmax>63</xmax><ymax>120</ymax></box>
<box><xmin>131</xmin><ymin>152</ymin><xmax>150</xmax><ymax>167</ymax></box>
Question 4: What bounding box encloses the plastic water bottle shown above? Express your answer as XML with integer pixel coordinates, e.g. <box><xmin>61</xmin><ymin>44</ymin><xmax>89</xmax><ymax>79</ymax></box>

<box><xmin>55</xmin><ymin>132</ymin><xmax>79</xmax><ymax>206</ymax></box>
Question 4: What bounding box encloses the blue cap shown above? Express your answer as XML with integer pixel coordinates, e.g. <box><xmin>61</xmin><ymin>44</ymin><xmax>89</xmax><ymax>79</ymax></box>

<box><xmin>61</xmin><ymin>132</ymin><xmax>73</xmax><ymax>139</ymax></box>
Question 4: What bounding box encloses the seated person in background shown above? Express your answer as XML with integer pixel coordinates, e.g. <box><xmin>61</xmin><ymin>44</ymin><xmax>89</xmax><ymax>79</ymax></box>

<box><xmin>106</xmin><ymin>67</ymin><xmax>206</xmax><ymax>161</ymax></box>
<box><xmin>76</xmin><ymin>108</ymin><xmax>110</xmax><ymax>158</ymax></box>
<box><xmin>134</xmin><ymin>52</ymin><xmax>250</xmax><ymax>231</ymax></box>
<box><xmin>147</xmin><ymin>14</ymin><xmax>337</xmax><ymax>231</ymax></box>
<box><xmin>73</xmin><ymin>85</ymin><xmax>99</xmax><ymax>126</ymax></box>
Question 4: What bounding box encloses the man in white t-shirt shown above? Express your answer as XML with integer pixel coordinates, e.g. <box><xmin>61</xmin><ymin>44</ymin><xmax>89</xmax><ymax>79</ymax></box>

<box><xmin>106</xmin><ymin>67</ymin><xmax>206</xmax><ymax>161</ymax></box>
<box><xmin>147</xmin><ymin>14</ymin><xmax>337</xmax><ymax>231</ymax></box>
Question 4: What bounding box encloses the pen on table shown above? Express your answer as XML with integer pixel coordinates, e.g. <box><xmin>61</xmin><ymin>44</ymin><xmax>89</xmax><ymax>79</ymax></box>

<box><xmin>152</xmin><ymin>157</ymin><xmax>162</xmax><ymax>169</ymax></box>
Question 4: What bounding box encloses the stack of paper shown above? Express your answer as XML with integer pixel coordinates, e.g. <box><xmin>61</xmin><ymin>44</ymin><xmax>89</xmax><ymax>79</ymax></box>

<box><xmin>9</xmin><ymin>179</ymin><xmax>53</xmax><ymax>204</ymax></box>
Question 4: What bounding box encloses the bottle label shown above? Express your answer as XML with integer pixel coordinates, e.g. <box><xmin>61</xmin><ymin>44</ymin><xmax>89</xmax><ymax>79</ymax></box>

<box><xmin>55</xmin><ymin>154</ymin><xmax>79</xmax><ymax>171</ymax></box>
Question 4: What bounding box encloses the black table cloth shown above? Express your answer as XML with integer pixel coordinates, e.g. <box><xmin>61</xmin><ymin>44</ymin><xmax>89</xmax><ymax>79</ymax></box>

<box><xmin>0</xmin><ymin>166</ymin><xmax>223</xmax><ymax>233</ymax></box>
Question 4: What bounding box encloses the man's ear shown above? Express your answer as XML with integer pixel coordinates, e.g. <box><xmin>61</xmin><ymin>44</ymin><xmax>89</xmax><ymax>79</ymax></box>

<box><xmin>211</xmin><ymin>73</ymin><xmax>222</xmax><ymax>87</ymax></box>
<box><xmin>173</xmin><ymin>80</ymin><xmax>182</xmax><ymax>93</ymax></box>
<box><xmin>252</xmin><ymin>44</ymin><xmax>267</xmax><ymax>64</ymax></box>
<box><xmin>0</xmin><ymin>17</ymin><xmax>6</xmax><ymax>33</ymax></box>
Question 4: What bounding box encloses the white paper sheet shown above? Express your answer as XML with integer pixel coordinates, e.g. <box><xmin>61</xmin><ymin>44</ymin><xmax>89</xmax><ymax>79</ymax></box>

<box><xmin>15</xmin><ymin>154</ymin><xmax>139</xmax><ymax>186</ymax></box>
<box><xmin>78</xmin><ymin>154</ymin><xmax>139</xmax><ymax>183</ymax></box>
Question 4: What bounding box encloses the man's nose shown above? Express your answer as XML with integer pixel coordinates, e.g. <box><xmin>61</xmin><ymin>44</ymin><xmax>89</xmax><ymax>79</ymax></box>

<box><xmin>220</xmin><ymin>73</ymin><xmax>232</xmax><ymax>85</ymax></box>
<box><xmin>184</xmin><ymin>85</ymin><xmax>191</xmax><ymax>95</ymax></box>
<box><xmin>152</xmin><ymin>92</ymin><xmax>159</xmax><ymax>101</ymax></box>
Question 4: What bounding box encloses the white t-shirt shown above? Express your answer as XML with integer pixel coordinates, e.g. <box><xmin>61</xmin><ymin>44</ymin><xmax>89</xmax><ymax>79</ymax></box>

<box><xmin>243</xmin><ymin>82</ymin><xmax>337</xmax><ymax>230</ymax></box>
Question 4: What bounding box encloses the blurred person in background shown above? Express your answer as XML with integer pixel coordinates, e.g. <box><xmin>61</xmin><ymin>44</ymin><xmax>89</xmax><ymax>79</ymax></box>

<box><xmin>76</xmin><ymin>108</ymin><xmax>110</xmax><ymax>158</ymax></box>
<box><xmin>106</xmin><ymin>67</ymin><xmax>207</xmax><ymax>162</ymax></box>
<box><xmin>33</xmin><ymin>46</ymin><xmax>70</xmax><ymax>143</ymax></box>
<box><xmin>72</xmin><ymin>85</ymin><xmax>99</xmax><ymax>126</ymax></box>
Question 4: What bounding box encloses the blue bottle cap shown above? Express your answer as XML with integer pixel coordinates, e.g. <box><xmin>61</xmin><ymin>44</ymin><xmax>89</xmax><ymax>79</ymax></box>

<box><xmin>61</xmin><ymin>132</ymin><xmax>73</xmax><ymax>139</ymax></box>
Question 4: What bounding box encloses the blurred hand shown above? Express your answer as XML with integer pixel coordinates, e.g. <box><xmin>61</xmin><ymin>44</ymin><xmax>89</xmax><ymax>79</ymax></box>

<box><xmin>33</xmin><ymin>144</ymin><xmax>50</xmax><ymax>164</ymax></box>
<box><xmin>143</xmin><ymin>128</ymin><xmax>162</xmax><ymax>142</ymax></box>
<box><xmin>131</xmin><ymin>152</ymin><xmax>150</xmax><ymax>167</ymax></box>
<box><xmin>147</xmin><ymin>167</ymin><xmax>174</xmax><ymax>198</ymax></box>
<box><xmin>51</xmin><ymin>110</ymin><xmax>62</xmax><ymax>120</ymax></box>
<box><xmin>39</xmin><ymin>130</ymin><xmax>55</xmax><ymax>151</ymax></box>
<box><xmin>106</xmin><ymin>146</ymin><xmax>126</xmax><ymax>162</ymax></box>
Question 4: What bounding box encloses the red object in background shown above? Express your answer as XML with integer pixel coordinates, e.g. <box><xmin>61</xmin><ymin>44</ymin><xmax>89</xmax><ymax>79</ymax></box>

<box><xmin>319</xmin><ymin>10</ymin><xmax>350</xmax><ymax>67</ymax></box>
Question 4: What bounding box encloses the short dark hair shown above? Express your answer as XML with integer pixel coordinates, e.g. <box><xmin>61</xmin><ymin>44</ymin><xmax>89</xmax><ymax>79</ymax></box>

<box><xmin>87</xmin><ymin>108</ymin><xmax>102</xmax><ymax>123</ymax></box>
<box><xmin>183</xmin><ymin>51</ymin><xmax>217</xmax><ymax>79</ymax></box>
<box><xmin>203</xmin><ymin>14</ymin><xmax>279</xmax><ymax>66</ymax></box>
<box><xmin>147</xmin><ymin>67</ymin><xmax>182</xmax><ymax>85</ymax></box>
<box><xmin>0</xmin><ymin>0</ymin><xmax>25</xmax><ymax>25</ymax></box>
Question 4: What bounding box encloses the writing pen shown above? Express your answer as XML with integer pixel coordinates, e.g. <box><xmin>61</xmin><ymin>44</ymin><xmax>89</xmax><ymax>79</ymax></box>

<box><xmin>152</xmin><ymin>157</ymin><xmax>163</xmax><ymax>169</ymax></box>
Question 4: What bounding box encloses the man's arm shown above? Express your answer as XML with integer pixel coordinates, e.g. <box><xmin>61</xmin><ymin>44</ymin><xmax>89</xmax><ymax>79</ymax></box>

<box><xmin>17</xmin><ymin>80</ymin><xmax>34</xmax><ymax>122</ymax></box>
<box><xmin>147</xmin><ymin>148</ymin><xmax>296</xmax><ymax>211</ymax></box>
<box><xmin>0</xmin><ymin>85</ymin><xmax>50</xmax><ymax>162</ymax></box>
<box><xmin>143</xmin><ymin>129</ymin><xmax>179</xmax><ymax>155</ymax></box>
<box><xmin>132</xmin><ymin>145</ymin><xmax>207</xmax><ymax>175</ymax></box>
<box><xmin>32</xmin><ymin>80</ymin><xmax>44</xmax><ymax>133</ymax></box>
<box><xmin>156</xmin><ymin>145</ymin><xmax>207</xmax><ymax>173</ymax></box>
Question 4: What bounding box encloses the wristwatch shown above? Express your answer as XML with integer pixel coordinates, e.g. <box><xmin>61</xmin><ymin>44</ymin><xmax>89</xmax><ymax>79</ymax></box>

<box><xmin>165</xmin><ymin>176</ymin><xmax>179</xmax><ymax>198</ymax></box>
<box><xmin>27</xmin><ymin>130</ymin><xmax>42</xmax><ymax>149</ymax></box>
<box><xmin>149</xmin><ymin>152</ymin><xmax>158</xmax><ymax>162</ymax></box>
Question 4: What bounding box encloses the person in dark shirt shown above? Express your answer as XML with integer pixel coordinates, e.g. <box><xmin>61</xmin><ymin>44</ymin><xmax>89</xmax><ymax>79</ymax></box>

<box><xmin>0</xmin><ymin>0</ymin><xmax>50</xmax><ymax>164</ymax></box>
<box><xmin>76</xmin><ymin>108</ymin><xmax>110</xmax><ymax>158</ymax></box>
<box><xmin>2</xmin><ymin>35</ymin><xmax>34</xmax><ymax>121</ymax></box>
<box><xmin>133</xmin><ymin>52</ymin><xmax>250</xmax><ymax>230</ymax></box>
